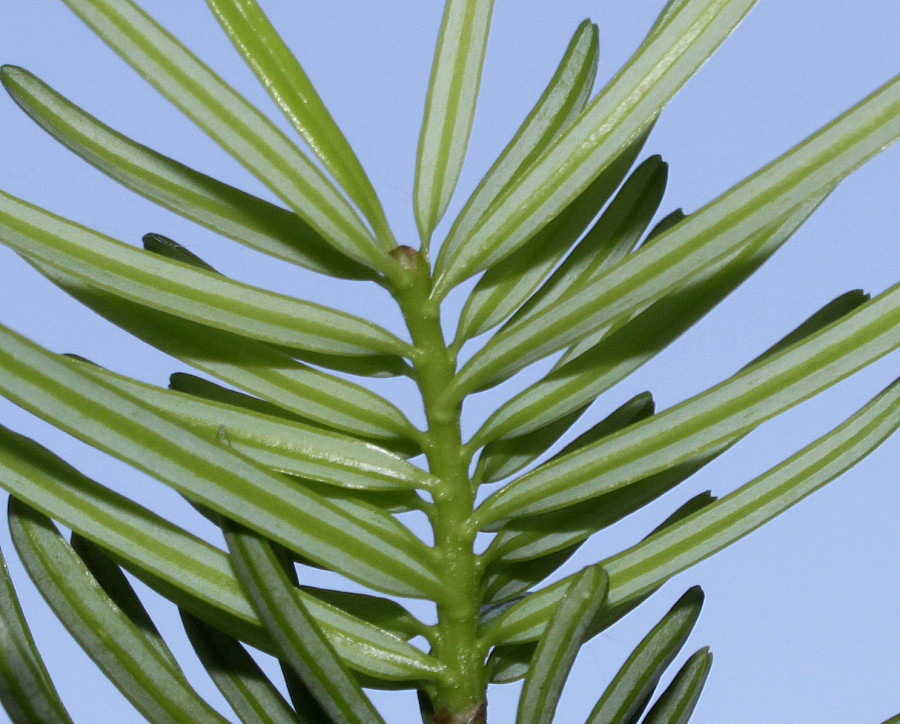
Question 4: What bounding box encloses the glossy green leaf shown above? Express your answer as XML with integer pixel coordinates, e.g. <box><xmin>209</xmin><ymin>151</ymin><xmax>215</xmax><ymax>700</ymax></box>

<box><xmin>0</xmin><ymin>541</ymin><xmax>73</xmax><ymax>724</ymax></box>
<box><xmin>508</xmin><ymin>154</ymin><xmax>668</xmax><ymax>328</ymax></box>
<box><xmin>485</xmin><ymin>453</ymin><xmax>716</xmax><ymax>565</ymax></box>
<box><xmin>294</xmin><ymin>351</ymin><xmax>412</xmax><ymax>380</ymax></box>
<box><xmin>644</xmin><ymin>208</ymin><xmax>686</xmax><ymax>244</ymax></box>
<box><xmin>516</xmin><ymin>566</ymin><xmax>608</xmax><ymax>724</ymax></box>
<box><xmin>484</xmin><ymin>493</ymin><xmax>714</xmax><ymax>681</ymax></box>
<box><xmin>280</xmin><ymin>666</ymin><xmax>332</xmax><ymax>723</ymax></box>
<box><xmin>0</xmin><ymin>68</ymin><xmax>375</xmax><ymax>280</ymax></box>
<box><xmin>482</xmin><ymin>546</ymin><xmax>579</xmax><ymax>609</ymax></box>
<box><xmin>480</xmin><ymin>197</ymin><xmax>827</xmax><ymax>442</ymax></box>
<box><xmin>414</xmin><ymin>0</ymin><xmax>496</xmax><ymax>241</ymax></box>
<box><xmin>432</xmin><ymin>0</ymin><xmax>759</xmax><ymax>294</ymax></box>
<box><xmin>182</xmin><ymin>611</ymin><xmax>304</xmax><ymax>724</ymax></box>
<box><xmin>453</xmin><ymin>75</ymin><xmax>900</xmax><ymax>394</ymax></box>
<box><xmin>68</xmin><ymin>358</ymin><xmax>432</xmax><ymax>493</ymax></box>
<box><xmin>167</xmin><ymin>373</ymin><xmax>295</xmax><ymax>420</ymax></box>
<box><xmin>474</xmin><ymin>406</ymin><xmax>587</xmax><ymax>485</ymax></box>
<box><xmin>602</xmin><ymin>378</ymin><xmax>900</xmax><ymax>606</ymax></box>
<box><xmin>0</xmin><ymin>323</ymin><xmax>441</xmax><ymax>599</ymax></box>
<box><xmin>64</xmin><ymin>265</ymin><xmax>415</xmax><ymax>444</ymax></box>
<box><xmin>483</xmin><ymin>380</ymin><xmax>898</xmax><ymax>645</ymax></box>
<box><xmin>477</xmin><ymin>588</ymin><xmax>556</xmax><ymax>650</ymax></box>
<box><xmin>484</xmin><ymin>595</ymin><xmax>647</xmax><ymax>684</ymax></box>
<box><xmin>483</xmin><ymin>587</ymin><xmax>652</xmax><ymax>681</ymax></box>
<box><xmin>69</xmin><ymin>534</ymin><xmax>183</xmax><ymax>675</ymax></box>
<box><xmin>304</xmin><ymin>485</ymin><xmax>425</xmax><ymax>521</ymax></box>
<box><xmin>142</xmin><ymin>233</ymin><xmax>219</xmax><ymax>272</ymax></box>
<box><xmin>554</xmin><ymin>392</ymin><xmax>656</xmax><ymax>458</ymax></box>
<box><xmin>477</xmin><ymin>597</ymin><xmax>524</xmax><ymax>633</ymax></box>
<box><xmin>57</xmin><ymin>0</ymin><xmax>396</xmax><ymax>275</ymax></box>
<box><xmin>483</xmin><ymin>490</ymin><xmax>710</xmax><ymax>632</ymax></box>
<box><xmin>0</xmin><ymin>193</ymin><xmax>409</xmax><ymax>359</ymax></box>
<box><xmin>299</xmin><ymin>587</ymin><xmax>427</xmax><ymax>641</ymax></box>
<box><xmin>204</xmin><ymin>0</ymin><xmax>392</xmax><ymax>247</ymax></box>
<box><xmin>278</xmin><ymin>544</ymin><xmax>424</xmax><ymax>694</ymax></box>
<box><xmin>8</xmin><ymin>499</ymin><xmax>229</xmax><ymax>723</ymax></box>
<box><xmin>224</xmin><ymin>521</ymin><xmax>387</xmax><ymax>724</ymax></box>
<box><xmin>455</xmin><ymin>131</ymin><xmax>650</xmax><ymax>345</ymax></box>
<box><xmin>440</xmin><ymin>18</ymin><xmax>599</xmax><ymax>298</ymax></box>
<box><xmin>744</xmin><ymin>289</ymin><xmax>869</xmax><ymax>367</ymax></box>
<box><xmin>475</xmin><ymin>285</ymin><xmax>899</xmax><ymax>527</ymax></box>
<box><xmin>138</xmin><ymin>236</ymin><xmax>411</xmax><ymax>380</ymax></box>
<box><xmin>476</xmin><ymin>199</ymin><xmax>846</xmax><ymax>445</ymax></box>
<box><xmin>484</xmin><ymin>489</ymin><xmax>715</xmax><ymax>615</ymax></box>
<box><xmin>0</xmin><ymin>421</ymin><xmax>268</xmax><ymax>650</ymax></box>
<box><xmin>486</xmin><ymin>643</ymin><xmax>532</xmax><ymax>685</ymax></box>
<box><xmin>640</xmin><ymin>647</ymin><xmax>712</xmax><ymax>724</ymax></box>
<box><xmin>647</xmin><ymin>492</ymin><xmax>718</xmax><ymax>538</ymax></box>
<box><xmin>171</xmin><ymin>454</ymin><xmax>424</xmax><ymax>526</ymax></box>
<box><xmin>646</xmin><ymin>0</ymin><xmax>693</xmax><ymax>41</ymax></box>
<box><xmin>476</xmin><ymin>391</ymin><xmax>653</xmax><ymax>487</ymax></box>
<box><xmin>164</xmin><ymin>373</ymin><xmax>400</xmax><ymax>460</ymax></box>
<box><xmin>0</xmin><ymin>425</ymin><xmax>440</xmax><ymax>679</ymax></box>
<box><xmin>168</xmin><ymin>372</ymin><xmax>419</xmax><ymax>460</ymax></box>
<box><xmin>480</xmin><ymin>210</ymin><xmax>770</xmax><ymax>399</ymax></box>
<box><xmin>585</xmin><ymin>587</ymin><xmax>704</xmax><ymax>724</ymax></box>
<box><xmin>472</xmin><ymin>463</ymin><xmax>718</xmax><ymax>586</ymax></box>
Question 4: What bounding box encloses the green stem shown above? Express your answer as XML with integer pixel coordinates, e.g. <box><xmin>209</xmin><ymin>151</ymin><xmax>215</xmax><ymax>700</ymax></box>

<box><xmin>392</xmin><ymin>247</ymin><xmax>487</xmax><ymax>723</ymax></box>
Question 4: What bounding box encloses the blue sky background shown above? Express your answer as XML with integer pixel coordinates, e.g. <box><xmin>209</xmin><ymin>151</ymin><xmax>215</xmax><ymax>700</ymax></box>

<box><xmin>0</xmin><ymin>1</ymin><xmax>897</xmax><ymax>722</ymax></box>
